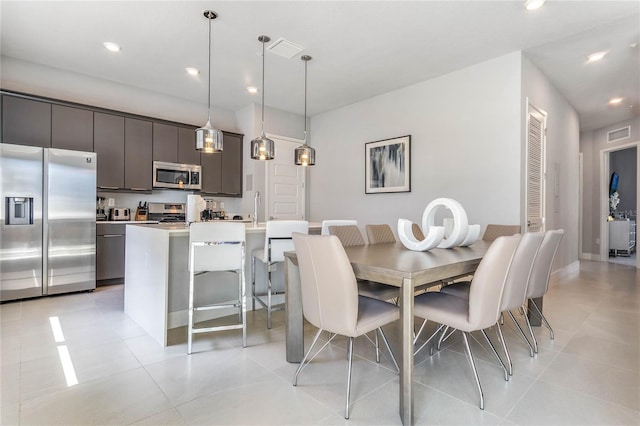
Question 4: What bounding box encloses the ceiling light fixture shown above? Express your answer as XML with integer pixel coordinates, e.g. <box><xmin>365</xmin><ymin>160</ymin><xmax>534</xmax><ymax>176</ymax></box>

<box><xmin>103</xmin><ymin>42</ymin><xmax>121</xmax><ymax>52</ymax></box>
<box><xmin>524</xmin><ymin>0</ymin><xmax>545</xmax><ymax>11</ymax></box>
<box><xmin>294</xmin><ymin>55</ymin><xmax>316</xmax><ymax>167</ymax></box>
<box><xmin>587</xmin><ymin>51</ymin><xmax>607</xmax><ymax>63</ymax></box>
<box><xmin>247</xmin><ymin>86</ymin><xmax>258</xmax><ymax>94</ymax></box>
<box><xmin>609</xmin><ymin>97</ymin><xmax>623</xmax><ymax>105</ymax></box>
<box><xmin>195</xmin><ymin>10</ymin><xmax>223</xmax><ymax>154</ymax></box>
<box><xmin>186</xmin><ymin>67</ymin><xmax>200</xmax><ymax>76</ymax></box>
<box><xmin>250</xmin><ymin>36</ymin><xmax>275</xmax><ymax>161</ymax></box>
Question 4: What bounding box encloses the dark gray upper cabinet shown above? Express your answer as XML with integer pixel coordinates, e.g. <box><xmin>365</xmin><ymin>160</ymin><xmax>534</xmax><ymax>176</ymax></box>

<box><xmin>200</xmin><ymin>148</ymin><xmax>222</xmax><ymax>194</ymax></box>
<box><xmin>220</xmin><ymin>132</ymin><xmax>243</xmax><ymax>196</ymax></box>
<box><xmin>124</xmin><ymin>118</ymin><xmax>152</xmax><ymax>191</ymax></box>
<box><xmin>2</xmin><ymin>96</ymin><xmax>51</xmax><ymax>147</ymax></box>
<box><xmin>94</xmin><ymin>112</ymin><xmax>125</xmax><ymax>189</ymax></box>
<box><xmin>153</xmin><ymin>123</ymin><xmax>178</xmax><ymax>163</ymax></box>
<box><xmin>51</xmin><ymin>105</ymin><xmax>94</xmax><ymax>152</ymax></box>
<box><xmin>200</xmin><ymin>131</ymin><xmax>243</xmax><ymax>197</ymax></box>
<box><xmin>177</xmin><ymin>126</ymin><xmax>200</xmax><ymax>165</ymax></box>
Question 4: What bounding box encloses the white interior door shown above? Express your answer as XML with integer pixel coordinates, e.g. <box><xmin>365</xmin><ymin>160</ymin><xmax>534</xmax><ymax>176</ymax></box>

<box><xmin>265</xmin><ymin>136</ymin><xmax>306</xmax><ymax>220</ymax></box>
<box><xmin>526</xmin><ymin>102</ymin><xmax>547</xmax><ymax>232</ymax></box>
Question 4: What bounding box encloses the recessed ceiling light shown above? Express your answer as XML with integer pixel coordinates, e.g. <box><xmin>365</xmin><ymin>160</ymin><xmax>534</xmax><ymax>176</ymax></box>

<box><xmin>587</xmin><ymin>51</ymin><xmax>607</xmax><ymax>63</ymax></box>
<box><xmin>609</xmin><ymin>97</ymin><xmax>623</xmax><ymax>105</ymax></box>
<box><xmin>247</xmin><ymin>86</ymin><xmax>258</xmax><ymax>94</ymax></box>
<box><xmin>186</xmin><ymin>67</ymin><xmax>199</xmax><ymax>76</ymax></box>
<box><xmin>524</xmin><ymin>0</ymin><xmax>545</xmax><ymax>11</ymax></box>
<box><xmin>631</xmin><ymin>42</ymin><xmax>639</xmax><ymax>48</ymax></box>
<box><xmin>103</xmin><ymin>42</ymin><xmax>121</xmax><ymax>52</ymax></box>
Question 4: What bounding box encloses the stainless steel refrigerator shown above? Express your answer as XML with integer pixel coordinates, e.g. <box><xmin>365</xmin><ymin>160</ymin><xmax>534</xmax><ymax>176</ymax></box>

<box><xmin>0</xmin><ymin>143</ymin><xmax>96</xmax><ymax>302</ymax></box>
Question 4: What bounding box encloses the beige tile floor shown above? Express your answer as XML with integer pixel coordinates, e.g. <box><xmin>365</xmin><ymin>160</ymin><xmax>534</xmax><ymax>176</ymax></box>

<box><xmin>1</xmin><ymin>260</ymin><xmax>638</xmax><ymax>425</ymax></box>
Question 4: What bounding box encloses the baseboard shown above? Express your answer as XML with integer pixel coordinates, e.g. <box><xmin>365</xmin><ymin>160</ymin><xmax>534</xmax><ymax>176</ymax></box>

<box><xmin>579</xmin><ymin>252</ymin><xmax>601</xmax><ymax>261</ymax></box>
<box><xmin>552</xmin><ymin>260</ymin><xmax>580</xmax><ymax>279</ymax></box>
<box><xmin>168</xmin><ymin>304</ymin><xmax>240</xmax><ymax>329</ymax></box>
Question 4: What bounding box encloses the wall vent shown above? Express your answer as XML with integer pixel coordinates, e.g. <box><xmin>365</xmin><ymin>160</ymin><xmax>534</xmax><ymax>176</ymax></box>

<box><xmin>607</xmin><ymin>126</ymin><xmax>630</xmax><ymax>143</ymax></box>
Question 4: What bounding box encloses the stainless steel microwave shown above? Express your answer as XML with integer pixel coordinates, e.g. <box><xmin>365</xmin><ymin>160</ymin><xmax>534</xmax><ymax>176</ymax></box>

<box><xmin>152</xmin><ymin>161</ymin><xmax>201</xmax><ymax>190</ymax></box>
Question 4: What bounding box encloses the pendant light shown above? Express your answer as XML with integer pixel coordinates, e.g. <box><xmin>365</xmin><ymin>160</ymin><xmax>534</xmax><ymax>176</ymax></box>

<box><xmin>250</xmin><ymin>35</ymin><xmax>275</xmax><ymax>160</ymax></box>
<box><xmin>195</xmin><ymin>10</ymin><xmax>223</xmax><ymax>153</ymax></box>
<box><xmin>294</xmin><ymin>55</ymin><xmax>316</xmax><ymax>166</ymax></box>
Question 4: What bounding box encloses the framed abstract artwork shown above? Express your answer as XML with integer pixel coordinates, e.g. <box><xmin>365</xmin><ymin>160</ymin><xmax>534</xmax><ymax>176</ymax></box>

<box><xmin>365</xmin><ymin>135</ymin><xmax>411</xmax><ymax>194</ymax></box>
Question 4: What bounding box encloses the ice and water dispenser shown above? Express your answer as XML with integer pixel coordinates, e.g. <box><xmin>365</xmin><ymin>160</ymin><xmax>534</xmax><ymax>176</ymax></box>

<box><xmin>5</xmin><ymin>197</ymin><xmax>34</xmax><ymax>225</ymax></box>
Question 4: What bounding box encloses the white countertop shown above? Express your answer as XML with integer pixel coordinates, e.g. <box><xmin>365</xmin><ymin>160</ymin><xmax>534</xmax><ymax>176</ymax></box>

<box><xmin>127</xmin><ymin>222</ymin><xmax>322</xmax><ymax>235</ymax></box>
<box><xmin>97</xmin><ymin>220</ymin><xmax>159</xmax><ymax>224</ymax></box>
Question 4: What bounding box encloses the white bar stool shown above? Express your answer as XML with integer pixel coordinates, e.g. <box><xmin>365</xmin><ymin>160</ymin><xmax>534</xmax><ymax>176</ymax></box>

<box><xmin>188</xmin><ymin>222</ymin><xmax>247</xmax><ymax>354</ymax></box>
<box><xmin>251</xmin><ymin>220</ymin><xmax>309</xmax><ymax>329</ymax></box>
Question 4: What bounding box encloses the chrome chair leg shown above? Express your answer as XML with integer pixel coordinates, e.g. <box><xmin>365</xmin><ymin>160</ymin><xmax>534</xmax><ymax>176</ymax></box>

<box><xmin>522</xmin><ymin>305</ymin><xmax>539</xmax><ymax>354</ymax></box>
<box><xmin>462</xmin><ymin>332</ymin><xmax>484</xmax><ymax>410</ymax></box>
<box><xmin>414</xmin><ymin>319</ymin><xmax>427</xmax><ymax>344</ymax></box>
<box><xmin>414</xmin><ymin>323</ymin><xmax>444</xmax><ymax>356</ymax></box>
<box><xmin>293</xmin><ymin>328</ymin><xmax>323</xmax><ymax>386</ymax></box>
<box><xmin>481</xmin><ymin>329</ymin><xmax>509</xmax><ymax>381</ymax></box>
<box><xmin>530</xmin><ymin>299</ymin><xmax>554</xmax><ymax>340</ymax></box>
<box><xmin>240</xmin><ymin>270</ymin><xmax>247</xmax><ymax>348</ymax></box>
<box><xmin>378</xmin><ymin>327</ymin><xmax>400</xmax><ymax>372</ymax></box>
<box><xmin>346</xmin><ymin>337</ymin><xmax>354</xmax><ymax>419</ymax></box>
<box><xmin>495</xmin><ymin>322</ymin><xmax>512</xmax><ymax>376</ymax></box>
<box><xmin>507</xmin><ymin>310</ymin><xmax>534</xmax><ymax>357</ymax></box>
<box><xmin>375</xmin><ymin>329</ymin><xmax>380</xmax><ymax>363</ymax></box>
<box><xmin>438</xmin><ymin>325</ymin><xmax>454</xmax><ymax>350</ymax></box>
<box><xmin>267</xmin><ymin>263</ymin><xmax>272</xmax><ymax>329</ymax></box>
<box><xmin>251</xmin><ymin>256</ymin><xmax>256</xmax><ymax>311</ymax></box>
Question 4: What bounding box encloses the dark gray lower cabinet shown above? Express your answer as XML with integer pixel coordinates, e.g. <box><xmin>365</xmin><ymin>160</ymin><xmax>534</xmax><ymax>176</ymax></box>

<box><xmin>96</xmin><ymin>224</ymin><xmax>125</xmax><ymax>282</ymax></box>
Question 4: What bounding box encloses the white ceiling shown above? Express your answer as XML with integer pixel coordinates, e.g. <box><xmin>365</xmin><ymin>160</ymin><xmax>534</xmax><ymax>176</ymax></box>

<box><xmin>1</xmin><ymin>1</ymin><xmax>638</xmax><ymax>131</ymax></box>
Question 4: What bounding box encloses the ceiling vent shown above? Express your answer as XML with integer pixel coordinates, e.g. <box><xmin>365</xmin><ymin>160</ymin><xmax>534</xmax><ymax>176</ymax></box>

<box><xmin>267</xmin><ymin>38</ymin><xmax>304</xmax><ymax>59</ymax></box>
<box><xmin>607</xmin><ymin>126</ymin><xmax>631</xmax><ymax>143</ymax></box>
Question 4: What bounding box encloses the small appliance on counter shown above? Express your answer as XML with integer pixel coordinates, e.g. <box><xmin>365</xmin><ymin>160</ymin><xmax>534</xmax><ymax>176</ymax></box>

<box><xmin>186</xmin><ymin>195</ymin><xmax>206</xmax><ymax>224</ymax></box>
<box><xmin>109</xmin><ymin>207</ymin><xmax>131</xmax><ymax>221</ymax></box>
<box><xmin>148</xmin><ymin>202</ymin><xmax>186</xmax><ymax>223</ymax></box>
<box><xmin>96</xmin><ymin>196</ymin><xmax>107</xmax><ymax>221</ymax></box>
<box><xmin>135</xmin><ymin>202</ymin><xmax>148</xmax><ymax>221</ymax></box>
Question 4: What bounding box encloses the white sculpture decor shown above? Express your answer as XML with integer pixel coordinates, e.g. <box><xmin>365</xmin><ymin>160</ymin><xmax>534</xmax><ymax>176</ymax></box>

<box><xmin>397</xmin><ymin>198</ymin><xmax>481</xmax><ymax>251</ymax></box>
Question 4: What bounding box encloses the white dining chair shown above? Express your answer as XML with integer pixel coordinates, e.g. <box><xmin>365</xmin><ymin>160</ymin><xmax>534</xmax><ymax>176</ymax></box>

<box><xmin>439</xmin><ymin>231</ymin><xmax>545</xmax><ymax>375</ymax></box>
<box><xmin>292</xmin><ymin>233</ymin><xmax>399</xmax><ymax>419</ymax></box>
<box><xmin>413</xmin><ymin>235</ymin><xmax>520</xmax><ymax>409</ymax></box>
<box><xmin>321</xmin><ymin>219</ymin><xmax>358</xmax><ymax>235</ymax></box>
<box><xmin>524</xmin><ymin>229</ymin><xmax>564</xmax><ymax>352</ymax></box>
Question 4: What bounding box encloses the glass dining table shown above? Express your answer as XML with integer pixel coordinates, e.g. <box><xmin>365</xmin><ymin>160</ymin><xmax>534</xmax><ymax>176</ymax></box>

<box><xmin>284</xmin><ymin>240</ymin><xmax>490</xmax><ymax>425</ymax></box>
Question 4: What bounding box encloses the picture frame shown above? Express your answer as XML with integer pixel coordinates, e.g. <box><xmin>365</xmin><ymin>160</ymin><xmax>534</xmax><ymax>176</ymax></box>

<box><xmin>365</xmin><ymin>135</ymin><xmax>411</xmax><ymax>194</ymax></box>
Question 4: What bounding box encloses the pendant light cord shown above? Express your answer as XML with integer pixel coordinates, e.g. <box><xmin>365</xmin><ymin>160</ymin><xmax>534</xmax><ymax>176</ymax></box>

<box><xmin>261</xmin><ymin>40</ymin><xmax>266</xmax><ymax>132</ymax></box>
<box><xmin>304</xmin><ymin>59</ymin><xmax>307</xmax><ymax>139</ymax></box>
<box><xmin>207</xmin><ymin>16</ymin><xmax>212</xmax><ymax>121</ymax></box>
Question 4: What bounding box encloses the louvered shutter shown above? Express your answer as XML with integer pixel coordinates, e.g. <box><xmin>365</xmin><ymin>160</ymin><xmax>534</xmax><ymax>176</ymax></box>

<box><xmin>526</xmin><ymin>105</ymin><xmax>546</xmax><ymax>232</ymax></box>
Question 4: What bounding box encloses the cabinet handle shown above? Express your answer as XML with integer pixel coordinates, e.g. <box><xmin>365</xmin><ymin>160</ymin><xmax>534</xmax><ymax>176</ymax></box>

<box><xmin>130</xmin><ymin>187</ymin><xmax>149</xmax><ymax>191</ymax></box>
<box><xmin>99</xmin><ymin>186</ymin><xmax>119</xmax><ymax>190</ymax></box>
<box><xmin>102</xmin><ymin>234</ymin><xmax>124</xmax><ymax>238</ymax></box>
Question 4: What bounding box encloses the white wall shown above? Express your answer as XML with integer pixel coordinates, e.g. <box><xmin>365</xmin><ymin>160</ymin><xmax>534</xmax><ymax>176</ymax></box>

<box><xmin>308</xmin><ymin>52</ymin><xmax>522</xmax><ymax>236</ymax></box>
<box><xmin>580</xmin><ymin>116</ymin><xmax>640</xmax><ymax>256</ymax></box>
<box><xmin>1</xmin><ymin>56</ymin><xmax>238</xmax><ymax>131</ymax></box>
<box><xmin>521</xmin><ymin>55</ymin><xmax>580</xmax><ymax>269</ymax></box>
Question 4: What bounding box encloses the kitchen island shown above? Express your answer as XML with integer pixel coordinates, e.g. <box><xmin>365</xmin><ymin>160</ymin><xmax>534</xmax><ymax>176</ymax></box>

<box><xmin>123</xmin><ymin>222</ymin><xmax>320</xmax><ymax>346</ymax></box>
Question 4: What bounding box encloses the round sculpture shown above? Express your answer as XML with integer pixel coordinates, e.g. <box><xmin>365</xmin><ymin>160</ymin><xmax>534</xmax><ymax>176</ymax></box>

<box><xmin>398</xmin><ymin>198</ymin><xmax>481</xmax><ymax>251</ymax></box>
